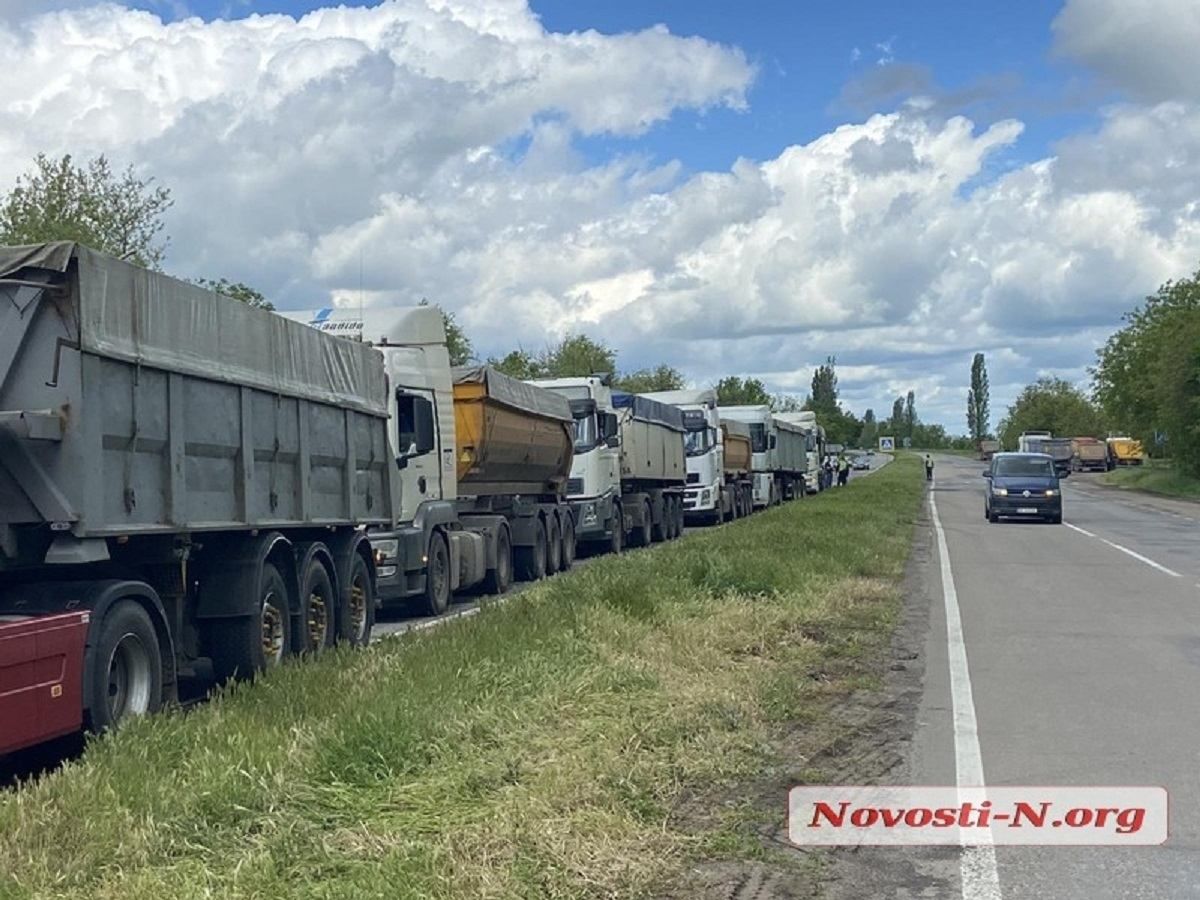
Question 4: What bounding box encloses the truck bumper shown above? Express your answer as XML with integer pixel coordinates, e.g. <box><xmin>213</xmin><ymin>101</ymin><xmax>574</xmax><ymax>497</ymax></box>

<box><xmin>569</xmin><ymin>494</ymin><xmax>616</xmax><ymax>543</ymax></box>
<box><xmin>372</xmin><ymin>526</ymin><xmax>428</xmax><ymax>604</ymax></box>
<box><xmin>683</xmin><ymin>484</ymin><xmax>720</xmax><ymax>518</ymax></box>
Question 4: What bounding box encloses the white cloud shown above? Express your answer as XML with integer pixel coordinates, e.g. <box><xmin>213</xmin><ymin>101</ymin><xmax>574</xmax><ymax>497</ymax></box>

<box><xmin>2</xmin><ymin>2</ymin><xmax>1200</xmax><ymax>431</ymax></box>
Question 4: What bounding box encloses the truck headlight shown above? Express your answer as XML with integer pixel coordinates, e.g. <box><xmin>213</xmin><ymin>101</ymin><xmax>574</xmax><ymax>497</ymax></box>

<box><xmin>372</xmin><ymin>538</ymin><xmax>399</xmax><ymax>565</ymax></box>
<box><xmin>992</xmin><ymin>487</ymin><xmax>1008</xmax><ymax>497</ymax></box>
<box><xmin>581</xmin><ymin>503</ymin><xmax>598</xmax><ymax>526</ymax></box>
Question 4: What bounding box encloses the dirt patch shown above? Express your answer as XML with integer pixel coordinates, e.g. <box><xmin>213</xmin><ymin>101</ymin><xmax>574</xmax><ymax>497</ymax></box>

<box><xmin>661</xmin><ymin>498</ymin><xmax>946</xmax><ymax>900</ymax></box>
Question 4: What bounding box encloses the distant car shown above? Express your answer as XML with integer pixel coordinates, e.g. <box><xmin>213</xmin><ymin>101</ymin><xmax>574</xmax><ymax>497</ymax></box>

<box><xmin>852</xmin><ymin>455</ymin><xmax>870</xmax><ymax>470</ymax></box>
<box><xmin>983</xmin><ymin>452</ymin><xmax>1065</xmax><ymax>524</ymax></box>
<box><xmin>866</xmin><ymin>449</ymin><xmax>875</xmax><ymax>457</ymax></box>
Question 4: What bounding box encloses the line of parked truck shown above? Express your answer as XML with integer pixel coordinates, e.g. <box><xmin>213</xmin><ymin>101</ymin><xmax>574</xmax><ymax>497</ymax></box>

<box><xmin>979</xmin><ymin>433</ymin><xmax>1147</xmax><ymax>473</ymax></box>
<box><xmin>0</xmin><ymin>243</ymin><xmax>833</xmax><ymax>758</ymax></box>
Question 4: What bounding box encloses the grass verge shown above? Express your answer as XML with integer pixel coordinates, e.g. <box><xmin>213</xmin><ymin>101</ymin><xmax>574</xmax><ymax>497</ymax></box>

<box><xmin>1100</xmin><ymin>461</ymin><xmax>1200</xmax><ymax>501</ymax></box>
<box><xmin>0</xmin><ymin>457</ymin><xmax>925</xmax><ymax>900</ymax></box>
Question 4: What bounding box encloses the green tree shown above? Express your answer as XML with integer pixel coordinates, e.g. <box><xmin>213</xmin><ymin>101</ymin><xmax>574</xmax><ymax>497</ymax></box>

<box><xmin>540</xmin><ymin>333</ymin><xmax>617</xmax><ymax>378</ymax></box>
<box><xmin>859</xmin><ymin>408</ymin><xmax>878</xmax><ymax>447</ymax></box>
<box><xmin>808</xmin><ymin>356</ymin><xmax>839</xmax><ymax>415</ymax></box>
<box><xmin>771</xmin><ymin>393</ymin><xmax>804</xmax><ymax>412</ymax></box>
<box><xmin>193</xmin><ymin>277</ymin><xmax>274</xmax><ymax>311</ymax></box>
<box><xmin>0</xmin><ymin>153</ymin><xmax>173</xmax><ymax>268</ymax></box>
<box><xmin>418</xmin><ymin>299</ymin><xmax>474</xmax><ymax>365</ymax></box>
<box><xmin>1151</xmin><ymin>311</ymin><xmax>1200</xmax><ymax>475</ymax></box>
<box><xmin>998</xmin><ymin>378</ymin><xmax>1106</xmax><ymax>449</ymax></box>
<box><xmin>889</xmin><ymin>396</ymin><xmax>905</xmax><ymax>433</ymax></box>
<box><xmin>616</xmin><ymin>364</ymin><xmax>686</xmax><ymax>393</ymax></box>
<box><xmin>968</xmin><ymin>352</ymin><xmax>990</xmax><ymax>443</ymax></box>
<box><xmin>904</xmin><ymin>390</ymin><xmax>916</xmax><ymax>440</ymax></box>
<box><xmin>714</xmin><ymin>376</ymin><xmax>772</xmax><ymax>406</ymax></box>
<box><xmin>488</xmin><ymin>349</ymin><xmax>543</xmax><ymax>380</ymax></box>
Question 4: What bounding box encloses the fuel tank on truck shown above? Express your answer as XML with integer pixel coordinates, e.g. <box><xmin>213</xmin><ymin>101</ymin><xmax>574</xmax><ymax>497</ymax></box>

<box><xmin>452</xmin><ymin>366</ymin><xmax>574</xmax><ymax>497</ymax></box>
<box><xmin>611</xmin><ymin>392</ymin><xmax>686</xmax><ymax>484</ymax></box>
<box><xmin>721</xmin><ymin>420</ymin><xmax>752</xmax><ymax>475</ymax></box>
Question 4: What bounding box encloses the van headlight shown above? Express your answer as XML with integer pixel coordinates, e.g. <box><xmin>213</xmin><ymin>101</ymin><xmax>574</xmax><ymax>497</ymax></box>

<box><xmin>1045</xmin><ymin>489</ymin><xmax>1059</xmax><ymax>497</ymax></box>
<box><xmin>992</xmin><ymin>487</ymin><xmax>1008</xmax><ymax>497</ymax></box>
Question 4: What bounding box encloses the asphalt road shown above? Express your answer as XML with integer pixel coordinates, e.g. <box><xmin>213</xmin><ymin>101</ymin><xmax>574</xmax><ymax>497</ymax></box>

<box><xmin>901</xmin><ymin>454</ymin><xmax>1200</xmax><ymax>899</ymax></box>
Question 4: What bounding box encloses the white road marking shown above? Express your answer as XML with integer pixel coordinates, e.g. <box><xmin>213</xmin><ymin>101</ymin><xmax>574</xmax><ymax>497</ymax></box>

<box><xmin>930</xmin><ymin>482</ymin><xmax>1003</xmax><ymax>900</ymax></box>
<box><xmin>1064</xmin><ymin>522</ymin><xmax>1182</xmax><ymax>578</ymax></box>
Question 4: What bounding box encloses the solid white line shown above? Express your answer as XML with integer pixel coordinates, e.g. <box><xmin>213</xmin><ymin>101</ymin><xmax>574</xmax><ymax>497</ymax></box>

<box><xmin>930</xmin><ymin>484</ymin><xmax>1002</xmax><ymax>900</ymax></box>
<box><xmin>1063</xmin><ymin>522</ymin><xmax>1181</xmax><ymax>578</ymax></box>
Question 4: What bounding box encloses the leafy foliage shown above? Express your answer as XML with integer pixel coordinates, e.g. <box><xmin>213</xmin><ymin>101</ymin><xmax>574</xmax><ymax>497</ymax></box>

<box><xmin>615</xmin><ymin>365</ymin><xmax>686</xmax><ymax>393</ymax></box>
<box><xmin>998</xmin><ymin>378</ymin><xmax>1106</xmax><ymax>450</ymax></box>
<box><xmin>714</xmin><ymin>376</ymin><xmax>772</xmax><ymax>406</ymax></box>
<box><xmin>193</xmin><ymin>277</ymin><xmax>274</xmax><ymax>311</ymax></box>
<box><xmin>968</xmin><ymin>352</ymin><xmax>990</xmax><ymax>443</ymax></box>
<box><xmin>0</xmin><ymin>153</ymin><xmax>173</xmax><ymax>269</ymax></box>
<box><xmin>419</xmin><ymin>299</ymin><xmax>474</xmax><ymax>365</ymax></box>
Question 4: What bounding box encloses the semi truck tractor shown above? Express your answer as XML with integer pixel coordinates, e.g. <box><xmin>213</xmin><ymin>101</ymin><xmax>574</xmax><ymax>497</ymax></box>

<box><xmin>775</xmin><ymin>411</ymin><xmax>825</xmax><ymax>494</ymax></box>
<box><xmin>642</xmin><ymin>389</ymin><xmax>751</xmax><ymax>525</ymax></box>
<box><xmin>283</xmin><ymin>308</ymin><xmax>579</xmax><ymax>612</ymax></box>
<box><xmin>0</xmin><ymin>242</ymin><xmax>391</xmax><ymax>754</ymax></box>
<box><xmin>1017</xmin><ymin>431</ymin><xmax>1051</xmax><ymax>454</ymax></box>
<box><xmin>718</xmin><ymin>406</ymin><xmax>808</xmax><ymax>507</ymax></box>
<box><xmin>531</xmin><ymin>377</ymin><xmax>686</xmax><ymax>552</ymax></box>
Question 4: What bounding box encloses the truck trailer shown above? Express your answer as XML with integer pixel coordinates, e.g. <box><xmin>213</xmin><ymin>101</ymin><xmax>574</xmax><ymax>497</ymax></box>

<box><xmin>1106</xmin><ymin>436</ymin><xmax>1147</xmax><ymax>467</ymax></box>
<box><xmin>1070</xmin><ymin>437</ymin><xmax>1108</xmax><ymax>472</ymax></box>
<box><xmin>642</xmin><ymin>389</ymin><xmax>752</xmax><ymax>525</ymax></box>
<box><xmin>531</xmin><ymin>377</ymin><xmax>686</xmax><ymax>552</ymax></box>
<box><xmin>775</xmin><ymin>411</ymin><xmax>825</xmax><ymax>494</ymax></box>
<box><xmin>0</xmin><ymin>243</ymin><xmax>390</xmax><ymax>753</ymax></box>
<box><xmin>718</xmin><ymin>406</ymin><xmax>808</xmax><ymax>507</ymax></box>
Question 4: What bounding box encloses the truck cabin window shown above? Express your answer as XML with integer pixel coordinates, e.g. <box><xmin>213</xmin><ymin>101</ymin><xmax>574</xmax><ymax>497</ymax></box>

<box><xmin>748</xmin><ymin>423</ymin><xmax>767</xmax><ymax>453</ymax></box>
<box><xmin>684</xmin><ymin>427</ymin><xmax>717</xmax><ymax>457</ymax></box>
<box><xmin>573</xmin><ymin>413</ymin><xmax>598</xmax><ymax>451</ymax></box>
<box><xmin>994</xmin><ymin>457</ymin><xmax>1055</xmax><ymax>477</ymax></box>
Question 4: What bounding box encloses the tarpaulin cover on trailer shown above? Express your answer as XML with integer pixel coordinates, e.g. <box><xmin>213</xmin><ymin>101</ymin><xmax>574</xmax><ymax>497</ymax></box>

<box><xmin>611</xmin><ymin>392</ymin><xmax>685</xmax><ymax>432</ymax></box>
<box><xmin>453</xmin><ymin>365</ymin><xmax>572</xmax><ymax>422</ymax></box>
<box><xmin>0</xmin><ymin>241</ymin><xmax>387</xmax><ymax>417</ymax></box>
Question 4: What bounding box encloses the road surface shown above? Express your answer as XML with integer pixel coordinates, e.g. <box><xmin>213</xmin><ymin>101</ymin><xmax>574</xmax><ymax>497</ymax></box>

<box><xmin>891</xmin><ymin>453</ymin><xmax>1200</xmax><ymax>899</ymax></box>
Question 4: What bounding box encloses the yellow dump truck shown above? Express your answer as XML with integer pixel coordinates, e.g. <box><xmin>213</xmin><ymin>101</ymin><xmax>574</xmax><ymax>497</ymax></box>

<box><xmin>453</xmin><ymin>366</ymin><xmax>578</xmax><ymax>581</ymax></box>
<box><xmin>1106</xmin><ymin>436</ymin><xmax>1147</xmax><ymax>467</ymax></box>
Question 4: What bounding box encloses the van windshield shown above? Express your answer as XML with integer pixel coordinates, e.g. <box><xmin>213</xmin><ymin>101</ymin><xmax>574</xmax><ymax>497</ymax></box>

<box><xmin>994</xmin><ymin>457</ymin><xmax>1054</xmax><ymax>477</ymax></box>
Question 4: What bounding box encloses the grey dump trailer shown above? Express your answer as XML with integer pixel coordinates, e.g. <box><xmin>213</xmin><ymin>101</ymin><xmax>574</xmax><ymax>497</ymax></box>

<box><xmin>610</xmin><ymin>391</ymin><xmax>687</xmax><ymax>547</ymax></box>
<box><xmin>0</xmin><ymin>242</ymin><xmax>389</xmax><ymax>749</ymax></box>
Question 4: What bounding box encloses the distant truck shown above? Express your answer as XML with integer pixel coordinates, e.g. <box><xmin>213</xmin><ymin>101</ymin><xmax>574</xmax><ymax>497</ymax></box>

<box><xmin>642</xmin><ymin>389</ymin><xmax>752</xmax><ymax>525</ymax></box>
<box><xmin>776</xmin><ymin>411</ymin><xmax>825</xmax><ymax>493</ymax></box>
<box><xmin>532</xmin><ymin>378</ymin><xmax>686</xmax><ymax>552</ymax></box>
<box><xmin>1071</xmin><ymin>437</ymin><xmax>1109</xmax><ymax>472</ymax></box>
<box><xmin>978</xmin><ymin>439</ymin><xmax>1001</xmax><ymax>461</ymax></box>
<box><xmin>1106</xmin><ymin>436</ymin><xmax>1147</xmax><ymax>467</ymax></box>
<box><xmin>1042</xmin><ymin>438</ymin><xmax>1074</xmax><ymax>477</ymax></box>
<box><xmin>1017</xmin><ymin>431</ymin><xmax>1052</xmax><ymax>454</ymax></box>
<box><xmin>717</xmin><ymin>406</ymin><xmax>808</xmax><ymax>507</ymax></box>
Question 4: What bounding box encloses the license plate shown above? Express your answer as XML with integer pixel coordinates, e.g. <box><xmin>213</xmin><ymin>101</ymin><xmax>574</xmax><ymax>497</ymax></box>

<box><xmin>1017</xmin><ymin>507</ymin><xmax>1038</xmax><ymax>514</ymax></box>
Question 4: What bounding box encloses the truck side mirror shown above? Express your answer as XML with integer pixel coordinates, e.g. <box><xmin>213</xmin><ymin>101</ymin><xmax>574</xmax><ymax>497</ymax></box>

<box><xmin>768</xmin><ymin>433</ymin><xmax>777</xmax><ymax>450</ymax></box>
<box><xmin>396</xmin><ymin>392</ymin><xmax>436</xmax><ymax>468</ymax></box>
<box><xmin>601</xmin><ymin>412</ymin><xmax>620</xmax><ymax>443</ymax></box>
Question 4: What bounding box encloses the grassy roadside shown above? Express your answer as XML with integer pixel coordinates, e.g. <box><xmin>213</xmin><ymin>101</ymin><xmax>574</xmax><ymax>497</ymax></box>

<box><xmin>0</xmin><ymin>457</ymin><xmax>925</xmax><ymax>900</ymax></box>
<box><xmin>1100</xmin><ymin>461</ymin><xmax>1200</xmax><ymax>501</ymax></box>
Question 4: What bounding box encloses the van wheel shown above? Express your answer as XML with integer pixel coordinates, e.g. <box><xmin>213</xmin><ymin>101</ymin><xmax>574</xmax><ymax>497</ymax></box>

<box><xmin>560</xmin><ymin>515</ymin><xmax>576</xmax><ymax>571</ymax></box>
<box><xmin>546</xmin><ymin>515</ymin><xmax>562</xmax><ymax>575</ymax></box>
<box><xmin>421</xmin><ymin>533</ymin><xmax>451</xmax><ymax>616</ymax></box>
<box><xmin>483</xmin><ymin>526</ymin><xmax>513</xmax><ymax>595</ymax></box>
<box><xmin>515</xmin><ymin>518</ymin><xmax>548</xmax><ymax>580</ymax></box>
<box><xmin>209</xmin><ymin>561</ymin><xmax>292</xmax><ymax>682</ymax></box>
<box><xmin>85</xmin><ymin>599</ymin><xmax>163</xmax><ymax>733</ymax></box>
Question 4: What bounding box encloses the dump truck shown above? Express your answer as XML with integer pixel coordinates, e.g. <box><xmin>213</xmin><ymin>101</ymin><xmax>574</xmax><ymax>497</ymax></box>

<box><xmin>642</xmin><ymin>388</ymin><xmax>752</xmax><ymax>525</ymax></box>
<box><xmin>776</xmin><ymin>411</ymin><xmax>825</xmax><ymax>493</ymax></box>
<box><xmin>718</xmin><ymin>406</ymin><xmax>808</xmax><ymax>507</ymax></box>
<box><xmin>978</xmin><ymin>439</ymin><xmax>1001</xmax><ymax>461</ymax></box>
<box><xmin>282</xmin><ymin>308</ymin><xmax>580</xmax><ymax>612</ymax></box>
<box><xmin>1106</xmin><ymin>436</ymin><xmax>1146</xmax><ymax>467</ymax></box>
<box><xmin>721</xmin><ymin>420</ymin><xmax>754</xmax><ymax>520</ymax></box>
<box><xmin>530</xmin><ymin>377</ymin><xmax>686</xmax><ymax>552</ymax></box>
<box><xmin>0</xmin><ymin>243</ymin><xmax>391</xmax><ymax>754</ymax></box>
<box><xmin>1043</xmin><ymin>437</ymin><xmax>1074</xmax><ymax>477</ymax></box>
<box><xmin>1071</xmin><ymin>437</ymin><xmax>1108</xmax><ymax>472</ymax></box>
<box><xmin>1018</xmin><ymin>431</ymin><xmax>1052</xmax><ymax>454</ymax></box>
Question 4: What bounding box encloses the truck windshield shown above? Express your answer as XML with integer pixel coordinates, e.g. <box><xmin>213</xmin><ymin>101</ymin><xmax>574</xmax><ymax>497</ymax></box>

<box><xmin>573</xmin><ymin>414</ymin><xmax>597</xmax><ymax>452</ymax></box>
<box><xmin>994</xmin><ymin>457</ymin><xmax>1055</xmax><ymax>477</ymax></box>
<box><xmin>684</xmin><ymin>427</ymin><xmax>716</xmax><ymax>457</ymax></box>
<box><xmin>748</xmin><ymin>423</ymin><xmax>767</xmax><ymax>453</ymax></box>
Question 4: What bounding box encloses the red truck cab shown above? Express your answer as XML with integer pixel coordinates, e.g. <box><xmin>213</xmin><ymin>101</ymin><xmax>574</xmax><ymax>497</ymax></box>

<box><xmin>0</xmin><ymin>612</ymin><xmax>89</xmax><ymax>756</ymax></box>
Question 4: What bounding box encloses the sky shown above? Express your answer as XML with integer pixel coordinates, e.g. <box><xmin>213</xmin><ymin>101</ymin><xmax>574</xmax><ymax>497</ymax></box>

<box><xmin>2</xmin><ymin>0</ymin><xmax>1199</xmax><ymax>431</ymax></box>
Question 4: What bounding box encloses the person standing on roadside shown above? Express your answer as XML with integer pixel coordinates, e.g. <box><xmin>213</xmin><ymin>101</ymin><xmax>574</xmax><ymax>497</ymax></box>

<box><xmin>925</xmin><ymin>454</ymin><xmax>934</xmax><ymax>482</ymax></box>
<box><xmin>837</xmin><ymin>454</ymin><xmax>850</xmax><ymax>486</ymax></box>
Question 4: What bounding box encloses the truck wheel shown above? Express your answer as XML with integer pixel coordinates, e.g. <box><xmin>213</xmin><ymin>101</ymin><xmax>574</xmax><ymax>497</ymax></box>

<box><xmin>633</xmin><ymin>501</ymin><xmax>652</xmax><ymax>547</ymax></box>
<box><xmin>338</xmin><ymin>551</ymin><xmax>375</xmax><ymax>647</ymax></box>
<box><xmin>422</xmin><ymin>532</ymin><xmax>452</xmax><ymax>616</ymax></box>
<box><xmin>609</xmin><ymin>509</ymin><xmax>623</xmax><ymax>555</ymax></box>
<box><xmin>515</xmin><ymin>518</ymin><xmax>548</xmax><ymax>581</ymax></box>
<box><xmin>560</xmin><ymin>515</ymin><xmax>576</xmax><ymax>571</ymax></box>
<box><xmin>85</xmin><ymin>600</ymin><xmax>163</xmax><ymax>733</ymax></box>
<box><xmin>483</xmin><ymin>526</ymin><xmax>513</xmax><ymax>595</ymax></box>
<box><xmin>298</xmin><ymin>551</ymin><xmax>335</xmax><ymax>655</ymax></box>
<box><xmin>674</xmin><ymin>497</ymin><xmax>685</xmax><ymax>538</ymax></box>
<box><xmin>210</xmin><ymin>562</ymin><xmax>293</xmax><ymax>682</ymax></box>
<box><xmin>651</xmin><ymin>498</ymin><xmax>668</xmax><ymax>543</ymax></box>
<box><xmin>546</xmin><ymin>515</ymin><xmax>562</xmax><ymax>575</ymax></box>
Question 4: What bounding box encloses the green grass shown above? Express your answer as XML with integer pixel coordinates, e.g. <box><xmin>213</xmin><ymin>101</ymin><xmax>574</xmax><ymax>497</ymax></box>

<box><xmin>1100</xmin><ymin>461</ymin><xmax>1200</xmax><ymax>501</ymax></box>
<box><xmin>0</xmin><ymin>458</ymin><xmax>925</xmax><ymax>900</ymax></box>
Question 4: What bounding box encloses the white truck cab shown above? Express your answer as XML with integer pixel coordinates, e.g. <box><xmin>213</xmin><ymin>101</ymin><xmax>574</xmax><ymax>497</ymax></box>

<box><xmin>642</xmin><ymin>389</ymin><xmax>726</xmax><ymax>523</ymax></box>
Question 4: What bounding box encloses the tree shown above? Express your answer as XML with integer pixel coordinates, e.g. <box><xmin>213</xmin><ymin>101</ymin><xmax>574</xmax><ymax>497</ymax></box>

<box><xmin>418</xmin><ymin>299</ymin><xmax>474</xmax><ymax>366</ymax></box>
<box><xmin>0</xmin><ymin>153</ymin><xmax>173</xmax><ymax>268</ymax></box>
<box><xmin>904</xmin><ymin>391</ymin><xmax>916</xmax><ymax>440</ymax></box>
<box><xmin>771</xmin><ymin>393</ymin><xmax>804</xmax><ymax>412</ymax></box>
<box><xmin>540</xmin><ymin>333</ymin><xmax>617</xmax><ymax>378</ymax></box>
<box><xmin>1149</xmin><ymin>309</ymin><xmax>1200</xmax><ymax>475</ymax></box>
<box><xmin>859</xmin><ymin>408</ymin><xmax>878</xmax><ymax>448</ymax></box>
<box><xmin>714</xmin><ymin>376</ymin><xmax>772</xmax><ymax>407</ymax></box>
<box><xmin>998</xmin><ymin>378</ymin><xmax>1106</xmax><ymax>450</ymax></box>
<box><xmin>809</xmin><ymin>356</ymin><xmax>839</xmax><ymax>414</ymax></box>
<box><xmin>193</xmin><ymin>277</ymin><xmax>274</xmax><ymax>311</ymax></box>
<box><xmin>616</xmin><ymin>364</ymin><xmax>685</xmax><ymax>393</ymax></box>
<box><xmin>968</xmin><ymin>353</ymin><xmax>990</xmax><ymax>443</ymax></box>
<box><xmin>489</xmin><ymin>349</ymin><xmax>543</xmax><ymax>380</ymax></box>
<box><xmin>889</xmin><ymin>396</ymin><xmax>905</xmax><ymax>433</ymax></box>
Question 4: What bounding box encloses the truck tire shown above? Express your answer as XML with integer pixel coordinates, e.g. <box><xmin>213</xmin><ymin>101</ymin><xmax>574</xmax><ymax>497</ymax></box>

<box><xmin>337</xmin><ymin>550</ymin><xmax>375</xmax><ymax>647</ymax></box>
<box><xmin>515</xmin><ymin>517</ymin><xmax>548</xmax><ymax>581</ymax></box>
<box><xmin>84</xmin><ymin>599</ymin><xmax>163</xmax><ymax>733</ymax></box>
<box><xmin>560</xmin><ymin>514</ymin><xmax>576</xmax><ymax>571</ymax></box>
<box><xmin>298</xmin><ymin>549</ymin><xmax>336</xmax><ymax>655</ymax></box>
<box><xmin>632</xmin><ymin>501</ymin><xmax>652</xmax><ymax>547</ymax></box>
<box><xmin>483</xmin><ymin>525</ymin><xmax>513</xmax><ymax>595</ymax></box>
<box><xmin>674</xmin><ymin>497</ymin><xmax>685</xmax><ymax>538</ymax></box>
<box><xmin>421</xmin><ymin>532</ymin><xmax>452</xmax><ymax>616</ymax></box>
<box><xmin>609</xmin><ymin>508</ymin><xmax>623</xmax><ymax>555</ymax></box>
<box><xmin>651</xmin><ymin>497</ymin><xmax>668</xmax><ymax>543</ymax></box>
<box><xmin>209</xmin><ymin>562</ymin><xmax>293</xmax><ymax>682</ymax></box>
<box><xmin>545</xmin><ymin>515</ymin><xmax>562</xmax><ymax>575</ymax></box>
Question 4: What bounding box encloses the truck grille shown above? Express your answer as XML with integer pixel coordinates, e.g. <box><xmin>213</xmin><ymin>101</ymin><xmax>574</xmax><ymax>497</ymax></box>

<box><xmin>686</xmin><ymin>472</ymin><xmax>700</xmax><ymax>484</ymax></box>
<box><xmin>566</xmin><ymin>478</ymin><xmax>584</xmax><ymax>495</ymax></box>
